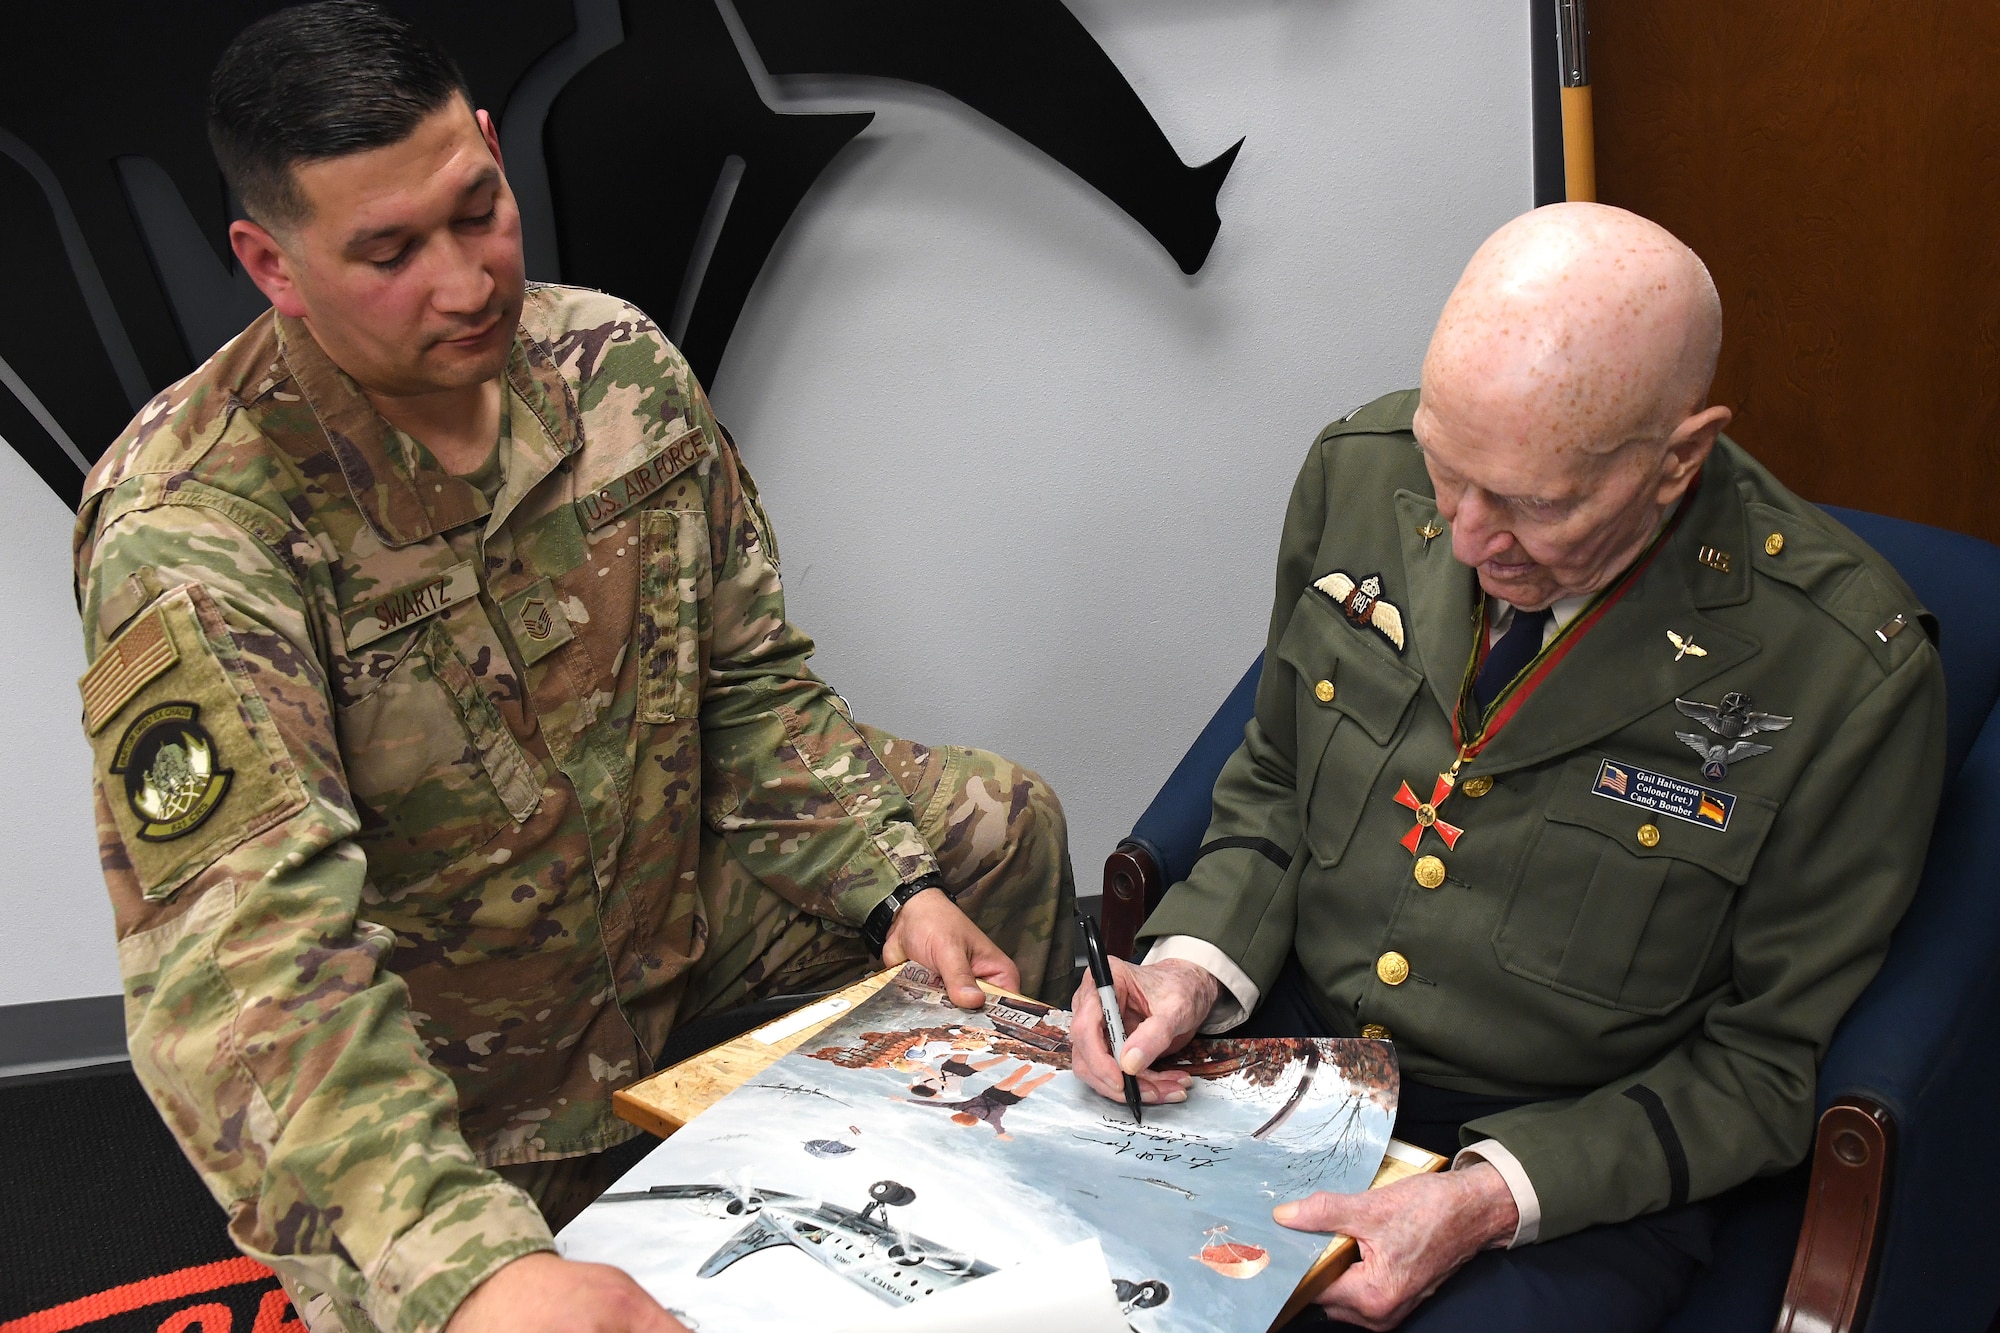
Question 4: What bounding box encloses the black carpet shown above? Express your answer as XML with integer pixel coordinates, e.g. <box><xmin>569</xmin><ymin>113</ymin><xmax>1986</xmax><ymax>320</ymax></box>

<box><xmin>0</xmin><ymin>1063</ymin><xmax>293</xmax><ymax>1330</ymax></box>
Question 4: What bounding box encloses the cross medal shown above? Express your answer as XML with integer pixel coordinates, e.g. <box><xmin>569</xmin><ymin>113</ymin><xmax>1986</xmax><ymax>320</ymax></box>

<box><xmin>1394</xmin><ymin>768</ymin><xmax>1464</xmax><ymax>853</ymax></box>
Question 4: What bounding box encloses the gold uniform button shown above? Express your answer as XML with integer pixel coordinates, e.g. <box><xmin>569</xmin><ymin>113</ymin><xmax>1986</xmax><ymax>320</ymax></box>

<box><xmin>1376</xmin><ymin>951</ymin><xmax>1410</xmax><ymax>986</ymax></box>
<box><xmin>1413</xmin><ymin>855</ymin><xmax>1446</xmax><ymax>889</ymax></box>
<box><xmin>1460</xmin><ymin>776</ymin><xmax>1494</xmax><ymax>799</ymax></box>
<box><xmin>1314</xmin><ymin>679</ymin><xmax>1337</xmax><ymax>703</ymax></box>
<box><xmin>1637</xmin><ymin>823</ymin><xmax>1662</xmax><ymax>848</ymax></box>
<box><xmin>1765</xmin><ymin>532</ymin><xmax>1785</xmax><ymax>556</ymax></box>
<box><xmin>1361</xmin><ymin>1023</ymin><xmax>1392</xmax><ymax>1041</ymax></box>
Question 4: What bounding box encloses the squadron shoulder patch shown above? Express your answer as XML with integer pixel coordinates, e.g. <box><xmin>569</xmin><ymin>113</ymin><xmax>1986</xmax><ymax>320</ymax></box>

<box><xmin>1312</xmin><ymin>571</ymin><xmax>1407</xmax><ymax>652</ymax></box>
<box><xmin>81</xmin><ymin>606</ymin><xmax>179</xmax><ymax>734</ymax></box>
<box><xmin>110</xmin><ymin>701</ymin><xmax>233</xmax><ymax>841</ymax></box>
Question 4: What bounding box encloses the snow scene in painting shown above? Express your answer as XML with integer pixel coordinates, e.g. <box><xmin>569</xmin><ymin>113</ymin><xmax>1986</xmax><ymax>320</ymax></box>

<box><xmin>557</xmin><ymin>966</ymin><xmax>1397</xmax><ymax>1333</ymax></box>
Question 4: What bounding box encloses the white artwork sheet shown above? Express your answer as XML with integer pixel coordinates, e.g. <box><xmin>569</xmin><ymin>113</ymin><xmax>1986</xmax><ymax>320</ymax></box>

<box><xmin>559</xmin><ymin>965</ymin><xmax>1398</xmax><ymax>1332</ymax></box>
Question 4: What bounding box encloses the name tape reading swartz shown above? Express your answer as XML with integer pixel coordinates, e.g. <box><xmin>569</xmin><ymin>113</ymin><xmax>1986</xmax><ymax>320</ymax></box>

<box><xmin>342</xmin><ymin>561</ymin><xmax>482</xmax><ymax>650</ymax></box>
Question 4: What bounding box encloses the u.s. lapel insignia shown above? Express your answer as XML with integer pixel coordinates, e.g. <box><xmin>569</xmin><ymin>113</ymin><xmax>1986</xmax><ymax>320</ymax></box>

<box><xmin>1673</xmin><ymin>691</ymin><xmax>1792</xmax><ymax>779</ymax></box>
<box><xmin>1666</xmin><ymin>630</ymin><xmax>1708</xmax><ymax>662</ymax></box>
<box><xmin>1417</xmin><ymin>519</ymin><xmax>1444</xmax><ymax>546</ymax></box>
<box><xmin>1313</xmin><ymin>571</ymin><xmax>1407</xmax><ymax>652</ymax></box>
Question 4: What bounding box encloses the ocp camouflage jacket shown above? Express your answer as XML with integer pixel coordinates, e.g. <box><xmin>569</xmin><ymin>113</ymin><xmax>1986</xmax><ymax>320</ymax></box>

<box><xmin>73</xmin><ymin>285</ymin><xmax>935</xmax><ymax>1331</ymax></box>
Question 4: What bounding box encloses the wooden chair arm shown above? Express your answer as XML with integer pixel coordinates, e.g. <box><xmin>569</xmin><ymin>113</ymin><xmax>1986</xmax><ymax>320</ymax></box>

<box><xmin>1099</xmin><ymin>840</ymin><xmax>1164</xmax><ymax>961</ymax></box>
<box><xmin>1776</xmin><ymin>1097</ymin><xmax>1895</xmax><ymax>1333</ymax></box>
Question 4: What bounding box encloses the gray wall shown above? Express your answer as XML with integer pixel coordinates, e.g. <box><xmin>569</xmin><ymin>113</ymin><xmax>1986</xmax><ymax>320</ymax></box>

<box><xmin>0</xmin><ymin>2</ymin><xmax>1531</xmax><ymax>1029</ymax></box>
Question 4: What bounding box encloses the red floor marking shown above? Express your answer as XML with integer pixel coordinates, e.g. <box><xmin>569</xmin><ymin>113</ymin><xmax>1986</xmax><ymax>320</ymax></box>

<box><xmin>1</xmin><ymin>1256</ymin><xmax>276</xmax><ymax>1332</ymax></box>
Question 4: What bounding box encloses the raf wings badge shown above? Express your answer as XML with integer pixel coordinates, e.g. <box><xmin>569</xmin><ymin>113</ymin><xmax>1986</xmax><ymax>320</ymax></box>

<box><xmin>1674</xmin><ymin>690</ymin><xmax>1792</xmax><ymax>779</ymax></box>
<box><xmin>1312</xmin><ymin>571</ymin><xmax>1406</xmax><ymax>652</ymax></box>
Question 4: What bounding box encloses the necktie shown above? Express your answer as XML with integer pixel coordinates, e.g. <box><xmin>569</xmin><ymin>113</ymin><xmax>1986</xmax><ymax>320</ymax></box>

<box><xmin>1473</xmin><ymin>606</ymin><xmax>1553</xmax><ymax>711</ymax></box>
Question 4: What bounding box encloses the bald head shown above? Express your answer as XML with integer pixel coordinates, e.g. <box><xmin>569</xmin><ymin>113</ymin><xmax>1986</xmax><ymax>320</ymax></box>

<box><xmin>1423</xmin><ymin>202</ymin><xmax>1722</xmax><ymax>454</ymax></box>
<box><xmin>1412</xmin><ymin>204</ymin><xmax>1733</xmax><ymax>610</ymax></box>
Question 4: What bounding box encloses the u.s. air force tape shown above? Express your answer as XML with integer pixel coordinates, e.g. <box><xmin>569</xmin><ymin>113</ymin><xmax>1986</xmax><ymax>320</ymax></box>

<box><xmin>574</xmin><ymin>427</ymin><xmax>707</xmax><ymax>530</ymax></box>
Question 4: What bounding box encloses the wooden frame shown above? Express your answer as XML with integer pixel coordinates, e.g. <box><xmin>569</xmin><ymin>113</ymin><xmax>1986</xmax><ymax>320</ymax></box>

<box><xmin>1097</xmin><ymin>840</ymin><xmax>1899</xmax><ymax>1332</ymax></box>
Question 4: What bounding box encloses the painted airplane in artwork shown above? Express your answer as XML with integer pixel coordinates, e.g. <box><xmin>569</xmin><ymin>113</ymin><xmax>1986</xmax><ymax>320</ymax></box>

<box><xmin>598</xmin><ymin>1178</ymin><xmax>993</xmax><ymax>1304</ymax></box>
<box><xmin>596</xmin><ymin>1178</ymin><xmax>1171</xmax><ymax>1315</ymax></box>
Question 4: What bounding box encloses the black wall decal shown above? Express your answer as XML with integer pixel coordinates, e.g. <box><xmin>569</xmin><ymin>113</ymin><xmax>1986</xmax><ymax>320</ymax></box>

<box><xmin>0</xmin><ymin>3</ymin><xmax>574</xmax><ymax>507</ymax></box>
<box><xmin>545</xmin><ymin>0</ymin><xmax>872</xmax><ymax>388</ymax></box>
<box><xmin>1</xmin><ymin>1</ymin><xmax>1241</xmax><ymax>509</ymax></box>
<box><xmin>733</xmin><ymin>0</ymin><xmax>1243</xmax><ymax>276</ymax></box>
<box><xmin>0</xmin><ymin>147</ymin><xmax>126</xmax><ymax>509</ymax></box>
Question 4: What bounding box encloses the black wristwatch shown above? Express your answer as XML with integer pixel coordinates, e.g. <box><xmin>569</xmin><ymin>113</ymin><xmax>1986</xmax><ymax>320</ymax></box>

<box><xmin>861</xmin><ymin>875</ymin><xmax>945</xmax><ymax>957</ymax></box>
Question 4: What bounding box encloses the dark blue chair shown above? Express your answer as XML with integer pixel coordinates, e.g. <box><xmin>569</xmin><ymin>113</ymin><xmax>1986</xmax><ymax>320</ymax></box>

<box><xmin>1099</xmin><ymin>507</ymin><xmax>2000</xmax><ymax>1333</ymax></box>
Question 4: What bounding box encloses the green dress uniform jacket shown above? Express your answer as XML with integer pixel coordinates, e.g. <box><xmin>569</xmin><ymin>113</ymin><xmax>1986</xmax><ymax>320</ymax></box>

<box><xmin>72</xmin><ymin>285</ymin><xmax>950</xmax><ymax>1331</ymax></box>
<box><xmin>1138</xmin><ymin>390</ymin><xmax>1947</xmax><ymax>1240</ymax></box>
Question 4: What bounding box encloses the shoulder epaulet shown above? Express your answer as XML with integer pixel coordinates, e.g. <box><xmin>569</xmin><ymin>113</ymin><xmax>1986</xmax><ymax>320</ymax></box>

<box><xmin>1746</xmin><ymin>498</ymin><xmax>1935</xmax><ymax>673</ymax></box>
<box><xmin>1318</xmin><ymin>388</ymin><xmax>1420</xmax><ymax>441</ymax></box>
<box><xmin>521</xmin><ymin>282</ymin><xmax>663</xmax><ymax>347</ymax></box>
<box><xmin>82</xmin><ymin>313</ymin><xmax>285</xmax><ymax>510</ymax></box>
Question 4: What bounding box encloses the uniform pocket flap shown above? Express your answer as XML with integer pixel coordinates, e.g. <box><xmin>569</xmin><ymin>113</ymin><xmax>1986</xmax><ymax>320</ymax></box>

<box><xmin>1544</xmin><ymin>753</ymin><xmax>1778</xmax><ymax>884</ymax></box>
<box><xmin>1276</xmin><ymin>592</ymin><xmax>1421</xmax><ymax>745</ymax></box>
<box><xmin>421</xmin><ymin>621</ymin><xmax>545</xmax><ymax>824</ymax></box>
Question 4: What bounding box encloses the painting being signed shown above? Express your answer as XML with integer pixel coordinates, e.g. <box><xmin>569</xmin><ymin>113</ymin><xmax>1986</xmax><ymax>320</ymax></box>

<box><xmin>558</xmin><ymin>965</ymin><xmax>1397</xmax><ymax>1332</ymax></box>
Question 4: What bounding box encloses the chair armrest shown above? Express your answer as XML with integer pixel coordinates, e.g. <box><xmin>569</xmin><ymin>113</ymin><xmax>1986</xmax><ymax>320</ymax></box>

<box><xmin>1100</xmin><ymin>839</ymin><xmax>1164</xmax><ymax>962</ymax></box>
<box><xmin>1778</xmin><ymin>1098</ymin><xmax>1894</xmax><ymax>1333</ymax></box>
<box><xmin>1802</xmin><ymin>702</ymin><xmax>2000</xmax><ymax>1330</ymax></box>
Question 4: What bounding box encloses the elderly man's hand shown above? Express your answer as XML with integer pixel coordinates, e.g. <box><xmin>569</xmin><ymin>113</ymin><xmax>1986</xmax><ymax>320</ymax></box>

<box><xmin>1069</xmin><ymin>958</ymin><xmax>1217</xmax><ymax>1104</ymax></box>
<box><xmin>446</xmin><ymin>1252</ymin><xmax>689</xmax><ymax>1332</ymax></box>
<box><xmin>1274</xmin><ymin>1163</ymin><xmax>1518</xmax><ymax>1330</ymax></box>
<box><xmin>881</xmin><ymin>886</ymin><xmax>1021</xmax><ymax>1009</ymax></box>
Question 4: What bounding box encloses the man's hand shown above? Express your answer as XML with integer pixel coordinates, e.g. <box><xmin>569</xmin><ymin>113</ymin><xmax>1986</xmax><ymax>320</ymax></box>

<box><xmin>1070</xmin><ymin>958</ymin><xmax>1219</xmax><ymax>1105</ymax></box>
<box><xmin>1273</xmin><ymin>1162</ymin><xmax>1519</xmax><ymax>1330</ymax></box>
<box><xmin>881</xmin><ymin>886</ymin><xmax>1020</xmax><ymax>1008</ymax></box>
<box><xmin>446</xmin><ymin>1252</ymin><xmax>687</xmax><ymax>1333</ymax></box>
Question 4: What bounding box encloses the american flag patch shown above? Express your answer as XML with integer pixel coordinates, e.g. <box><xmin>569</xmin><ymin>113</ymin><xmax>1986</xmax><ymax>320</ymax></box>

<box><xmin>80</xmin><ymin>606</ymin><xmax>178</xmax><ymax>735</ymax></box>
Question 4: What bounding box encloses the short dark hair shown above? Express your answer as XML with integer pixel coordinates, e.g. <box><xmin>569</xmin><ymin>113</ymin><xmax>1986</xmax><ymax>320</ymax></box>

<box><xmin>208</xmin><ymin>1</ymin><xmax>470</xmax><ymax>229</ymax></box>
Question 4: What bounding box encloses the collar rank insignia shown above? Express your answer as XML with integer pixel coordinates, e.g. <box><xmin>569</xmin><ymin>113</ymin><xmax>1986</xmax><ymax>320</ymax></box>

<box><xmin>1673</xmin><ymin>690</ymin><xmax>1792</xmax><ymax>779</ymax></box>
<box><xmin>1313</xmin><ymin>571</ymin><xmax>1406</xmax><ymax>652</ymax></box>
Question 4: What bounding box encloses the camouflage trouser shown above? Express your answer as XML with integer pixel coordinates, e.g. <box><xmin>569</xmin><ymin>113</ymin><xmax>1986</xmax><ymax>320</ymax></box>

<box><xmin>498</xmin><ymin>730</ymin><xmax>1074</xmax><ymax>1231</ymax></box>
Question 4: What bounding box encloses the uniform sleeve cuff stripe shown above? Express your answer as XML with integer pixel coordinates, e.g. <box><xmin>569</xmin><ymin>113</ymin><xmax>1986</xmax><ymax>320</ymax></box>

<box><xmin>1621</xmin><ymin>1084</ymin><xmax>1691</xmax><ymax>1207</ymax></box>
<box><xmin>1192</xmin><ymin>836</ymin><xmax>1293</xmax><ymax>873</ymax></box>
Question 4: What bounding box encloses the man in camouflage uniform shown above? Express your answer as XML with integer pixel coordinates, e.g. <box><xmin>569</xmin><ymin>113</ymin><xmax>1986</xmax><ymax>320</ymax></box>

<box><xmin>73</xmin><ymin>7</ymin><xmax>1070</xmax><ymax>1332</ymax></box>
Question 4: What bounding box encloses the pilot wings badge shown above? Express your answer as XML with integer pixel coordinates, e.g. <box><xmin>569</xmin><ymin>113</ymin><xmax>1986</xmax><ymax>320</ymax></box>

<box><xmin>1674</xmin><ymin>691</ymin><xmax>1793</xmax><ymax>779</ymax></box>
<box><xmin>1312</xmin><ymin>571</ymin><xmax>1406</xmax><ymax>653</ymax></box>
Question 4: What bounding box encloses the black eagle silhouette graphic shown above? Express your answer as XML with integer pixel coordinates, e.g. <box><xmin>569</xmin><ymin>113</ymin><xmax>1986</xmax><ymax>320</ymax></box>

<box><xmin>0</xmin><ymin>0</ymin><xmax>1242</xmax><ymax>507</ymax></box>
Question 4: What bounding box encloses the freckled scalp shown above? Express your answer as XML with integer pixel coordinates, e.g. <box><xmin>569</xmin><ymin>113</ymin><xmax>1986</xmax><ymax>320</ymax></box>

<box><xmin>1422</xmin><ymin>202</ymin><xmax>1722</xmax><ymax>458</ymax></box>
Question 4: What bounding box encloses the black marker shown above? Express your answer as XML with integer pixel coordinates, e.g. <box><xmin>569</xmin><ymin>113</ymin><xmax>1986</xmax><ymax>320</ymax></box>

<box><xmin>1077</xmin><ymin>913</ymin><xmax>1144</xmax><ymax>1124</ymax></box>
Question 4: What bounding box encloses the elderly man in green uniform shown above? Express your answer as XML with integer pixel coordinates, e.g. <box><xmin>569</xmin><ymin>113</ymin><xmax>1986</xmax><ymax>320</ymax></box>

<box><xmin>73</xmin><ymin>6</ymin><xmax>1071</xmax><ymax>1332</ymax></box>
<box><xmin>1073</xmin><ymin>203</ymin><xmax>1945</xmax><ymax>1330</ymax></box>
